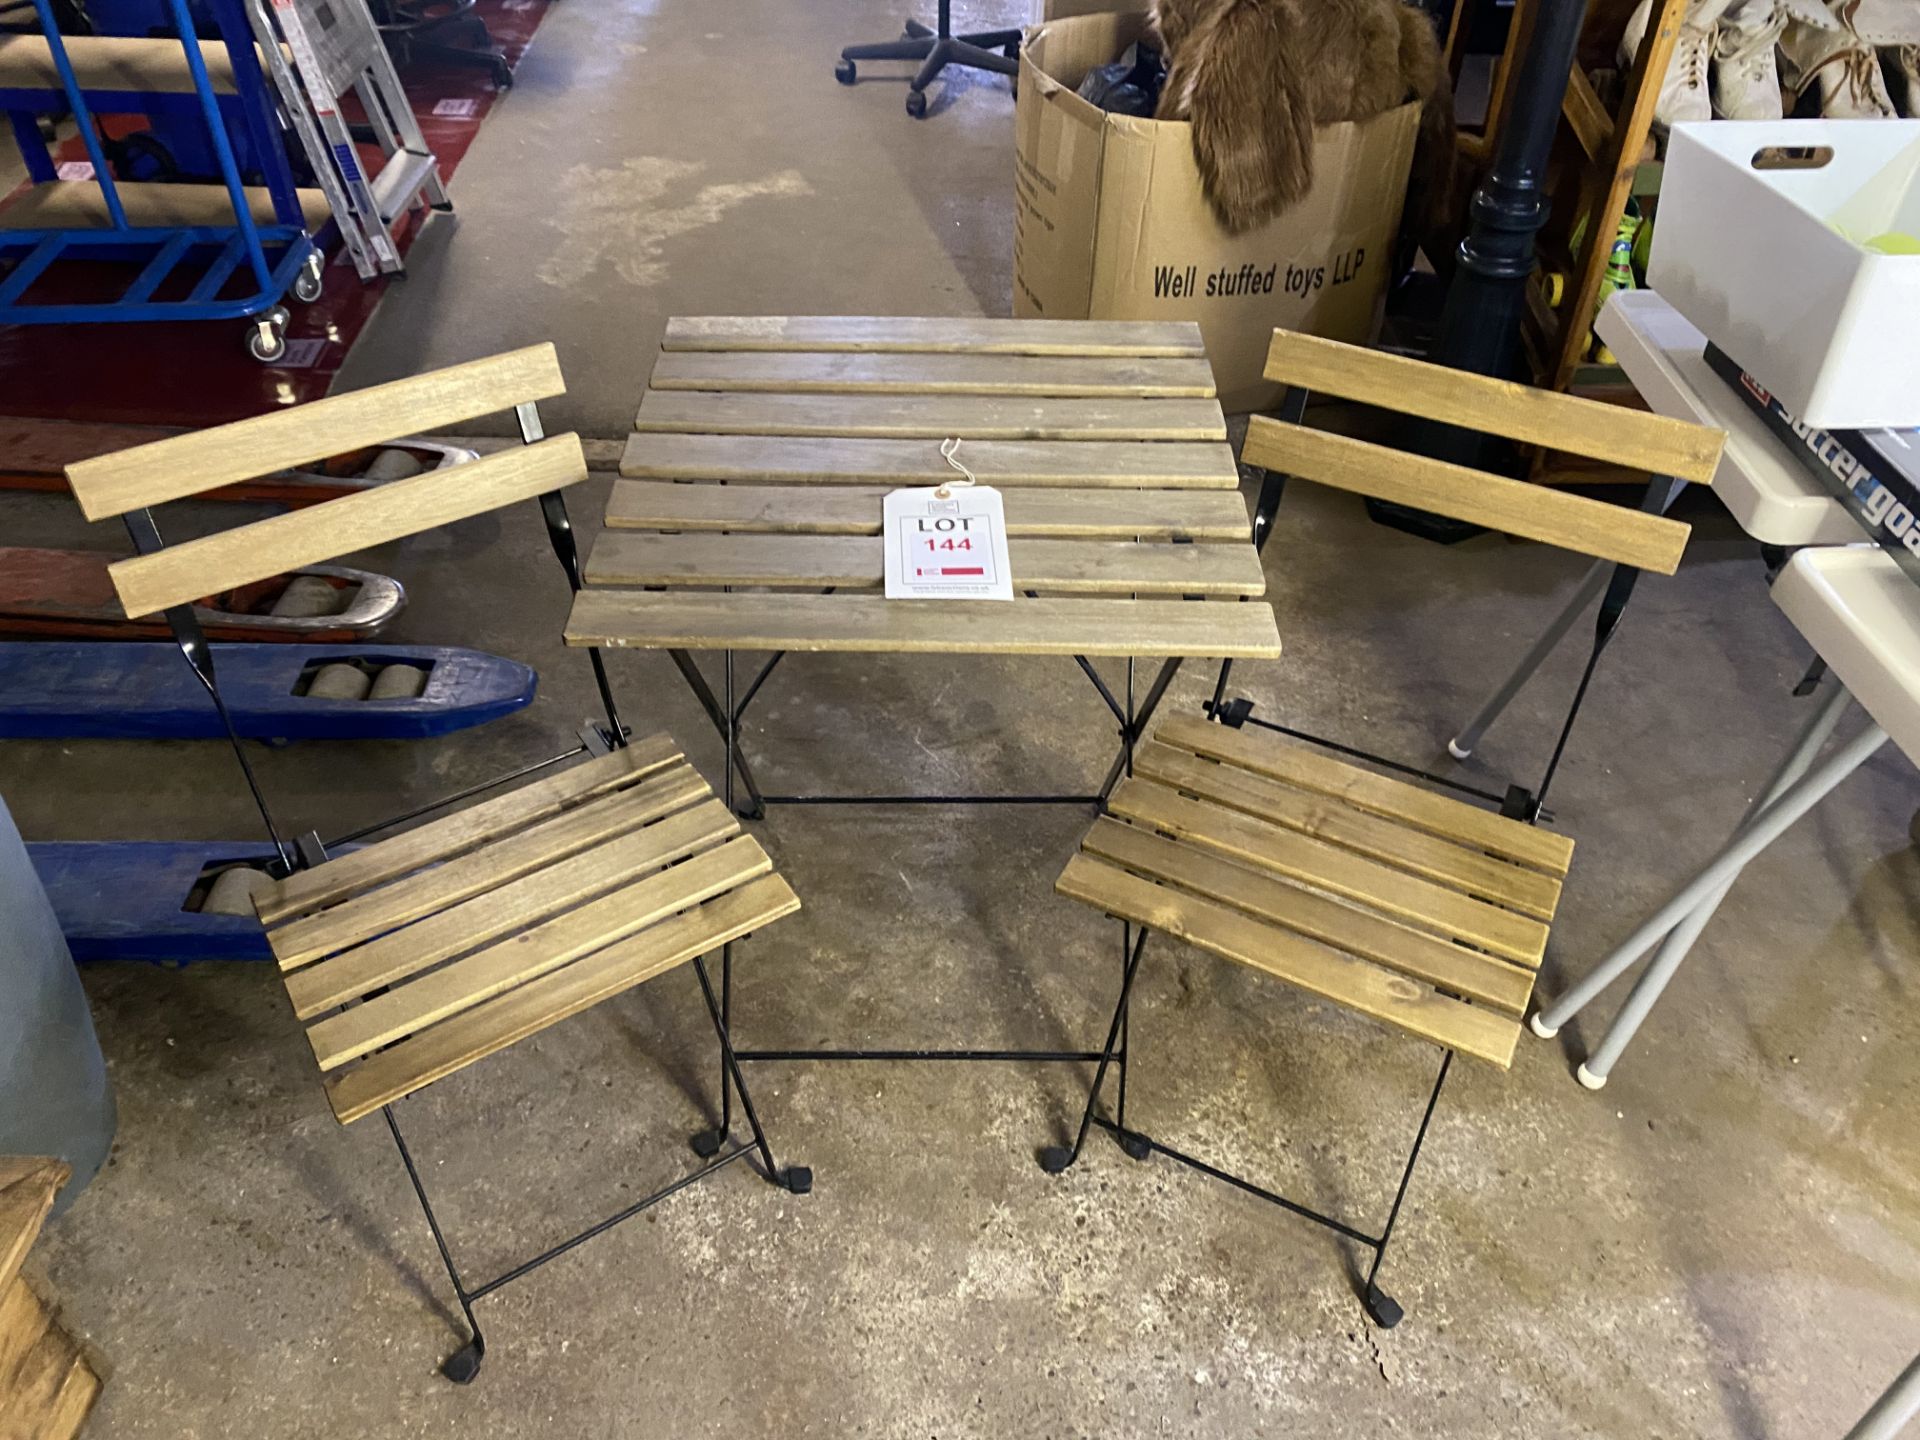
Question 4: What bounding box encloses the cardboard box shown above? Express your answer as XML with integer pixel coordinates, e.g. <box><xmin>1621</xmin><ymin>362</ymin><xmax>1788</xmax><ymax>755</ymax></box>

<box><xmin>1014</xmin><ymin>9</ymin><xmax>1420</xmax><ymax>412</ymax></box>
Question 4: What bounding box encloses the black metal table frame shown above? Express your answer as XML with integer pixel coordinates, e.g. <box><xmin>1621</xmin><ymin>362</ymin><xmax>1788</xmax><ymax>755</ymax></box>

<box><xmin>660</xmin><ymin>629</ymin><xmax>1189</xmax><ymax>1145</ymax></box>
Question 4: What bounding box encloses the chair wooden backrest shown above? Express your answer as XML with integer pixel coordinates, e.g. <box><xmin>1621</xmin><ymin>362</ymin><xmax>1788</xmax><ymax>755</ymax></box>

<box><xmin>66</xmin><ymin>343</ymin><xmax>582</xmax><ymax>617</ymax></box>
<box><xmin>1242</xmin><ymin>331</ymin><xmax>1726</xmax><ymax>575</ymax></box>
<box><xmin>63</xmin><ymin>343</ymin><xmax>608</xmax><ymax>864</ymax></box>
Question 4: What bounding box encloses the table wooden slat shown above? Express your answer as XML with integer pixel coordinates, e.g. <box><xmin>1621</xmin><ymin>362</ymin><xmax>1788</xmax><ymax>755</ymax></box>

<box><xmin>634</xmin><ymin>392</ymin><xmax>1228</xmax><ymax>441</ymax></box>
<box><xmin>620</xmin><ymin>434</ymin><xmax>1241</xmax><ymax>487</ymax></box>
<box><xmin>661</xmin><ymin>315</ymin><xmax>1207</xmax><ymax>356</ymax></box>
<box><xmin>648</xmin><ymin>351</ymin><xmax>1217</xmax><ymax>398</ymax></box>
<box><xmin>584</xmin><ymin>532</ymin><xmax>1267</xmax><ymax>596</ymax></box>
<box><xmin>606</xmin><ymin>480</ymin><xmax>1251</xmax><ymax>540</ymax></box>
<box><xmin>566</xmin><ymin>589</ymin><xmax>1283</xmax><ymax>658</ymax></box>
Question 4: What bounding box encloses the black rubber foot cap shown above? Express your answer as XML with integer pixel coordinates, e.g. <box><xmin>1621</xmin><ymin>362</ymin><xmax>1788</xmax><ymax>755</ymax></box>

<box><xmin>784</xmin><ymin>1165</ymin><xmax>813</xmax><ymax>1195</ymax></box>
<box><xmin>1117</xmin><ymin>1131</ymin><xmax>1151</xmax><ymax>1162</ymax></box>
<box><xmin>690</xmin><ymin>1127</ymin><xmax>727</xmax><ymax>1158</ymax></box>
<box><xmin>441</xmin><ymin>1338</ymin><xmax>485</xmax><ymax>1384</ymax></box>
<box><xmin>1038</xmin><ymin>1145</ymin><xmax>1076</xmax><ymax>1174</ymax></box>
<box><xmin>1364</xmin><ymin>1288</ymin><xmax>1404</xmax><ymax>1330</ymax></box>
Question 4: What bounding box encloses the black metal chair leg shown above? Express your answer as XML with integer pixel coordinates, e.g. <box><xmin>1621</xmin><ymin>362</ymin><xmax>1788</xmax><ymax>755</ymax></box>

<box><xmin>382</xmin><ymin>1106</ymin><xmax>488</xmax><ymax>1382</ymax></box>
<box><xmin>691</xmin><ymin>954</ymin><xmax>812</xmax><ymax>1195</ymax></box>
<box><xmin>1358</xmin><ymin>1049</ymin><xmax>1453</xmax><ymax>1329</ymax></box>
<box><xmin>1039</xmin><ymin>927</ymin><xmax>1149</xmax><ymax>1173</ymax></box>
<box><xmin>690</xmin><ymin>944</ymin><xmax>735</xmax><ymax>1157</ymax></box>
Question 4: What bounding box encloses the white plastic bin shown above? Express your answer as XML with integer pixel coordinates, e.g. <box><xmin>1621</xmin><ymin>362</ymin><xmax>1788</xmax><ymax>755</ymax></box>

<box><xmin>1649</xmin><ymin>120</ymin><xmax>1920</xmax><ymax>430</ymax></box>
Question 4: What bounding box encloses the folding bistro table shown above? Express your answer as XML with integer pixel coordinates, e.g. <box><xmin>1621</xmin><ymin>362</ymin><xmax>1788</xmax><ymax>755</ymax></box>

<box><xmin>565</xmin><ymin>316</ymin><xmax>1282</xmax><ymax>1102</ymax></box>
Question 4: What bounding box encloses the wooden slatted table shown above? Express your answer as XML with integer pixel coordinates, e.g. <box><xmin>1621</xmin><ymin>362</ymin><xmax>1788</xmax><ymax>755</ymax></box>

<box><xmin>567</xmin><ymin>315</ymin><xmax>1283</xmax><ymax>1068</ymax></box>
<box><xmin>572</xmin><ymin>317</ymin><xmax>1279</xmax><ymax>783</ymax></box>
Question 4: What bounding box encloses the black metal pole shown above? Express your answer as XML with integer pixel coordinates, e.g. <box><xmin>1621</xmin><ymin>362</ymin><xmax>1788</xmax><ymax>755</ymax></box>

<box><xmin>1425</xmin><ymin>0</ymin><xmax>1591</xmax><ymax>462</ymax></box>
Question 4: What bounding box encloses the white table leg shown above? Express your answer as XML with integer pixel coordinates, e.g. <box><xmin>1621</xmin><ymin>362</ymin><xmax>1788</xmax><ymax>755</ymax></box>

<box><xmin>1531</xmin><ymin>694</ymin><xmax>1886</xmax><ymax>1079</ymax></box>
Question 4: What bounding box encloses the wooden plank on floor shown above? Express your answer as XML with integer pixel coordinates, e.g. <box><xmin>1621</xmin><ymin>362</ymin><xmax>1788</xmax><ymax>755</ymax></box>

<box><xmin>634</xmin><ymin>392</ymin><xmax>1227</xmax><ymax>442</ymax></box>
<box><xmin>267</xmin><ymin>766</ymin><xmax>711</xmax><ymax>971</ymax></box>
<box><xmin>65</xmin><ymin>343</ymin><xmax>565</xmax><ymax>520</ymax></box>
<box><xmin>326</xmin><ymin>873</ymin><xmax>802</xmax><ymax>1123</ymax></box>
<box><xmin>661</xmin><ymin>316</ymin><xmax>1207</xmax><ymax>356</ymax></box>
<box><xmin>107</xmin><ymin>433</ymin><xmax>590</xmax><ymax>617</ymax></box>
<box><xmin>619</xmin><ymin>434</ymin><xmax>1241</xmax><ymax>487</ymax></box>
<box><xmin>0</xmin><ymin>1280</ymin><xmax>51</xmax><ymax>1398</ymax></box>
<box><xmin>283</xmin><ymin>799</ymin><xmax>740</xmax><ymax>1017</ymax></box>
<box><xmin>1132</xmin><ymin>742</ymin><xmax>1560</xmax><ymax>919</ymax></box>
<box><xmin>0</xmin><ymin>1160</ymin><xmax>64</xmax><ymax>1302</ymax></box>
<box><xmin>306</xmin><ymin>836</ymin><xmax>773</xmax><ymax>1070</ymax></box>
<box><xmin>1081</xmin><ymin>819</ymin><xmax>1535</xmax><ymax>1015</ymax></box>
<box><xmin>1106</xmin><ymin>779</ymin><xmax>1548</xmax><ymax>966</ymax></box>
<box><xmin>1153</xmin><ymin>715</ymin><xmax>1574</xmax><ymax>875</ymax></box>
<box><xmin>256</xmin><ymin>734</ymin><xmax>684</xmax><ymax>926</ymax></box>
<box><xmin>1057</xmin><ymin>853</ymin><xmax>1520</xmax><ymax>1066</ymax></box>
<box><xmin>584</xmin><ymin>533</ymin><xmax>1266</xmax><ymax>596</ymax></box>
<box><xmin>648</xmin><ymin>351</ymin><xmax>1217</xmax><ymax>397</ymax></box>
<box><xmin>566</xmin><ymin>590</ymin><xmax>1283</xmax><ymax>658</ymax></box>
<box><xmin>605</xmin><ymin>481</ymin><xmax>1251</xmax><ymax>540</ymax></box>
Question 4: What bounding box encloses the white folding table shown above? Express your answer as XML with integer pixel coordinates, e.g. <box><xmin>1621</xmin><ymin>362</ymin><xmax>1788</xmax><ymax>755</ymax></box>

<box><xmin>1532</xmin><ymin>544</ymin><xmax>1917</xmax><ymax>1085</ymax></box>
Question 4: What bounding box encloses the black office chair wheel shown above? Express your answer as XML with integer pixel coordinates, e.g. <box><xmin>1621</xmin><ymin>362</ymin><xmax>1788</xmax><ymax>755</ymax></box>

<box><xmin>905</xmin><ymin>89</ymin><xmax>928</xmax><ymax>117</ymax></box>
<box><xmin>1002</xmin><ymin>41</ymin><xmax>1018</xmax><ymax>57</ymax></box>
<box><xmin>835</xmin><ymin>57</ymin><xmax>856</xmax><ymax>84</ymax></box>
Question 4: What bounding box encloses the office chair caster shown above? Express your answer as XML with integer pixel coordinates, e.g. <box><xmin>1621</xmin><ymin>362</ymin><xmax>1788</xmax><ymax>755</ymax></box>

<box><xmin>906</xmin><ymin>89</ymin><xmax>928</xmax><ymax>117</ymax></box>
<box><xmin>835</xmin><ymin>57</ymin><xmax>856</xmax><ymax>83</ymax></box>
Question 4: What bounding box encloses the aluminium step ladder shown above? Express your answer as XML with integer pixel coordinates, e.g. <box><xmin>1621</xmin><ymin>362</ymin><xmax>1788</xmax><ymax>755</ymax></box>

<box><xmin>243</xmin><ymin>0</ymin><xmax>449</xmax><ymax>280</ymax></box>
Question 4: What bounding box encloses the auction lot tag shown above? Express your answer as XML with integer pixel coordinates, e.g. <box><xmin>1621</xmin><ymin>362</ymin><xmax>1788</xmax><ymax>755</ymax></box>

<box><xmin>883</xmin><ymin>486</ymin><xmax>1014</xmax><ymax>600</ymax></box>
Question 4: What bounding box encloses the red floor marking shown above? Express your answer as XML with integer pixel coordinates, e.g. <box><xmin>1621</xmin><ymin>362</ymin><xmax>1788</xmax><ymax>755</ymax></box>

<box><xmin>0</xmin><ymin>0</ymin><xmax>551</xmax><ymax>428</ymax></box>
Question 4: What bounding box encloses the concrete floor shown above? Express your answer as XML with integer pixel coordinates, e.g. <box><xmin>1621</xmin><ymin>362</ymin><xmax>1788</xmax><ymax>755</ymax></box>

<box><xmin>5</xmin><ymin>0</ymin><xmax>1919</xmax><ymax>1434</ymax></box>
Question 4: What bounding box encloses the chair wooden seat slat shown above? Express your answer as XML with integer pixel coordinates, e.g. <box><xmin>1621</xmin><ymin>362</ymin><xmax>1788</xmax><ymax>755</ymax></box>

<box><xmin>647</xmin><ymin>350</ymin><xmax>1218</xmax><ymax>398</ymax></box>
<box><xmin>284</xmin><ymin>796</ymin><xmax>741</xmax><ymax>1019</ymax></box>
<box><xmin>1058</xmin><ymin>851</ymin><xmax>1526</xmax><ymax>1068</ymax></box>
<box><xmin>1104</xmin><ymin>776</ymin><xmax>1549</xmax><ymax>968</ymax></box>
<box><xmin>618</xmin><ymin>434</ymin><xmax>1242</xmax><ymax>487</ymax></box>
<box><xmin>582</xmin><ymin>531</ymin><xmax>1268</xmax><ymax>597</ymax></box>
<box><xmin>257</xmin><ymin>734</ymin><xmax>684</xmax><ymax>925</ymax></box>
<box><xmin>1153</xmin><ymin>715</ymin><xmax>1574</xmax><ymax>875</ymax></box>
<box><xmin>324</xmin><ymin>873</ymin><xmax>801</xmax><ymax>1126</ymax></box>
<box><xmin>267</xmin><ymin>762</ymin><xmax>714</xmax><ymax>972</ymax></box>
<box><xmin>634</xmin><ymin>390</ymin><xmax>1229</xmax><ymax>442</ymax></box>
<box><xmin>660</xmin><ymin>315</ymin><xmax>1208</xmax><ymax>356</ymax></box>
<box><xmin>1130</xmin><ymin>740</ymin><xmax>1564</xmax><ymax>919</ymax></box>
<box><xmin>302</xmin><ymin>834</ymin><xmax>778</xmax><ymax>1073</ymax></box>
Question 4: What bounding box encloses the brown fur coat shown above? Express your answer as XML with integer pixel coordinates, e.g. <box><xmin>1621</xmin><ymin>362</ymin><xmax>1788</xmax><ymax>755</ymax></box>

<box><xmin>1151</xmin><ymin>0</ymin><xmax>1455</xmax><ymax>238</ymax></box>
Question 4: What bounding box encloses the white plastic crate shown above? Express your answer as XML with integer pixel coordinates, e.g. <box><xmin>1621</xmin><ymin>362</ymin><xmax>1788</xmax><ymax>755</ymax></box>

<box><xmin>1649</xmin><ymin>120</ymin><xmax>1920</xmax><ymax>429</ymax></box>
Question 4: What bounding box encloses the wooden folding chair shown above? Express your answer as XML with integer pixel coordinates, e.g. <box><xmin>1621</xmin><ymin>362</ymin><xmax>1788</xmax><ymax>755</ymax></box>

<box><xmin>1038</xmin><ymin>331</ymin><xmax>1724</xmax><ymax>1328</ymax></box>
<box><xmin>62</xmin><ymin>346</ymin><xmax>811</xmax><ymax>1383</ymax></box>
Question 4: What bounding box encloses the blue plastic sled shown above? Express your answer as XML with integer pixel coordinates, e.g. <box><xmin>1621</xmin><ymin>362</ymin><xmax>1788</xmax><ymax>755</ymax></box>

<box><xmin>0</xmin><ymin>642</ymin><xmax>537</xmax><ymax>742</ymax></box>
